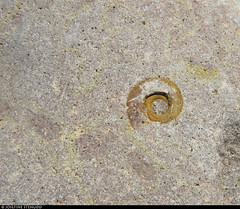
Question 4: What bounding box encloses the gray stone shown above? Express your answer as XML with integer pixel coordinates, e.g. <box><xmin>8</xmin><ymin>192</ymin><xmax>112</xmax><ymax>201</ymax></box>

<box><xmin>0</xmin><ymin>0</ymin><xmax>240</xmax><ymax>205</ymax></box>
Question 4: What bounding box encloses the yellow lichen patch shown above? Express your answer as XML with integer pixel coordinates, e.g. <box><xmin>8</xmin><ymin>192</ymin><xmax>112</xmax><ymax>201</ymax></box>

<box><xmin>69</xmin><ymin>128</ymin><xmax>86</xmax><ymax>139</ymax></box>
<box><xmin>58</xmin><ymin>129</ymin><xmax>96</xmax><ymax>204</ymax></box>
<box><xmin>185</xmin><ymin>62</ymin><xmax>219</xmax><ymax>81</ymax></box>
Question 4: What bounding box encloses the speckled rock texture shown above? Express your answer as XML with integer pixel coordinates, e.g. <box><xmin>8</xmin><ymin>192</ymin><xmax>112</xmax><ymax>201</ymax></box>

<box><xmin>0</xmin><ymin>0</ymin><xmax>239</xmax><ymax>205</ymax></box>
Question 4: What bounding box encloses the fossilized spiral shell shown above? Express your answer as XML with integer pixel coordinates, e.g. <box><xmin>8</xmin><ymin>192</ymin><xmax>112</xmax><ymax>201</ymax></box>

<box><xmin>127</xmin><ymin>78</ymin><xmax>183</xmax><ymax>128</ymax></box>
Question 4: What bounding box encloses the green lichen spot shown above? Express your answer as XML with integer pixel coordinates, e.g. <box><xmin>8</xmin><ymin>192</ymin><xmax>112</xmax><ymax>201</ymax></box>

<box><xmin>185</xmin><ymin>62</ymin><xmax>219</xmax><ymax>81</ymax></box>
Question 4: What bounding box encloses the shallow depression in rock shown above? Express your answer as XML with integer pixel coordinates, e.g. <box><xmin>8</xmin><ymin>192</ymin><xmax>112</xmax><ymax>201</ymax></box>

<box><xmin>151</xmin><ymin>98</ymin><xmax>168</xmax><ymax>115</ymax></box>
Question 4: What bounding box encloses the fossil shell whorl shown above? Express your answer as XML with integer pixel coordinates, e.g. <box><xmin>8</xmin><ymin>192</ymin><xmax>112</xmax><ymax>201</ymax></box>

<box><xmin>127</xmin><ymin>78</ymin><xmax>183</xmax><ymax>128</ymax></box>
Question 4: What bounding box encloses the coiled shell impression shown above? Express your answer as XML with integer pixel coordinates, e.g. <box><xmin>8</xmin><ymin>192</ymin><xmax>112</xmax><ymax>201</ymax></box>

<box><xmin>127</xmin><ymin>78</ymin><xmax>183</xmax><ymax>128</ymax></box>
